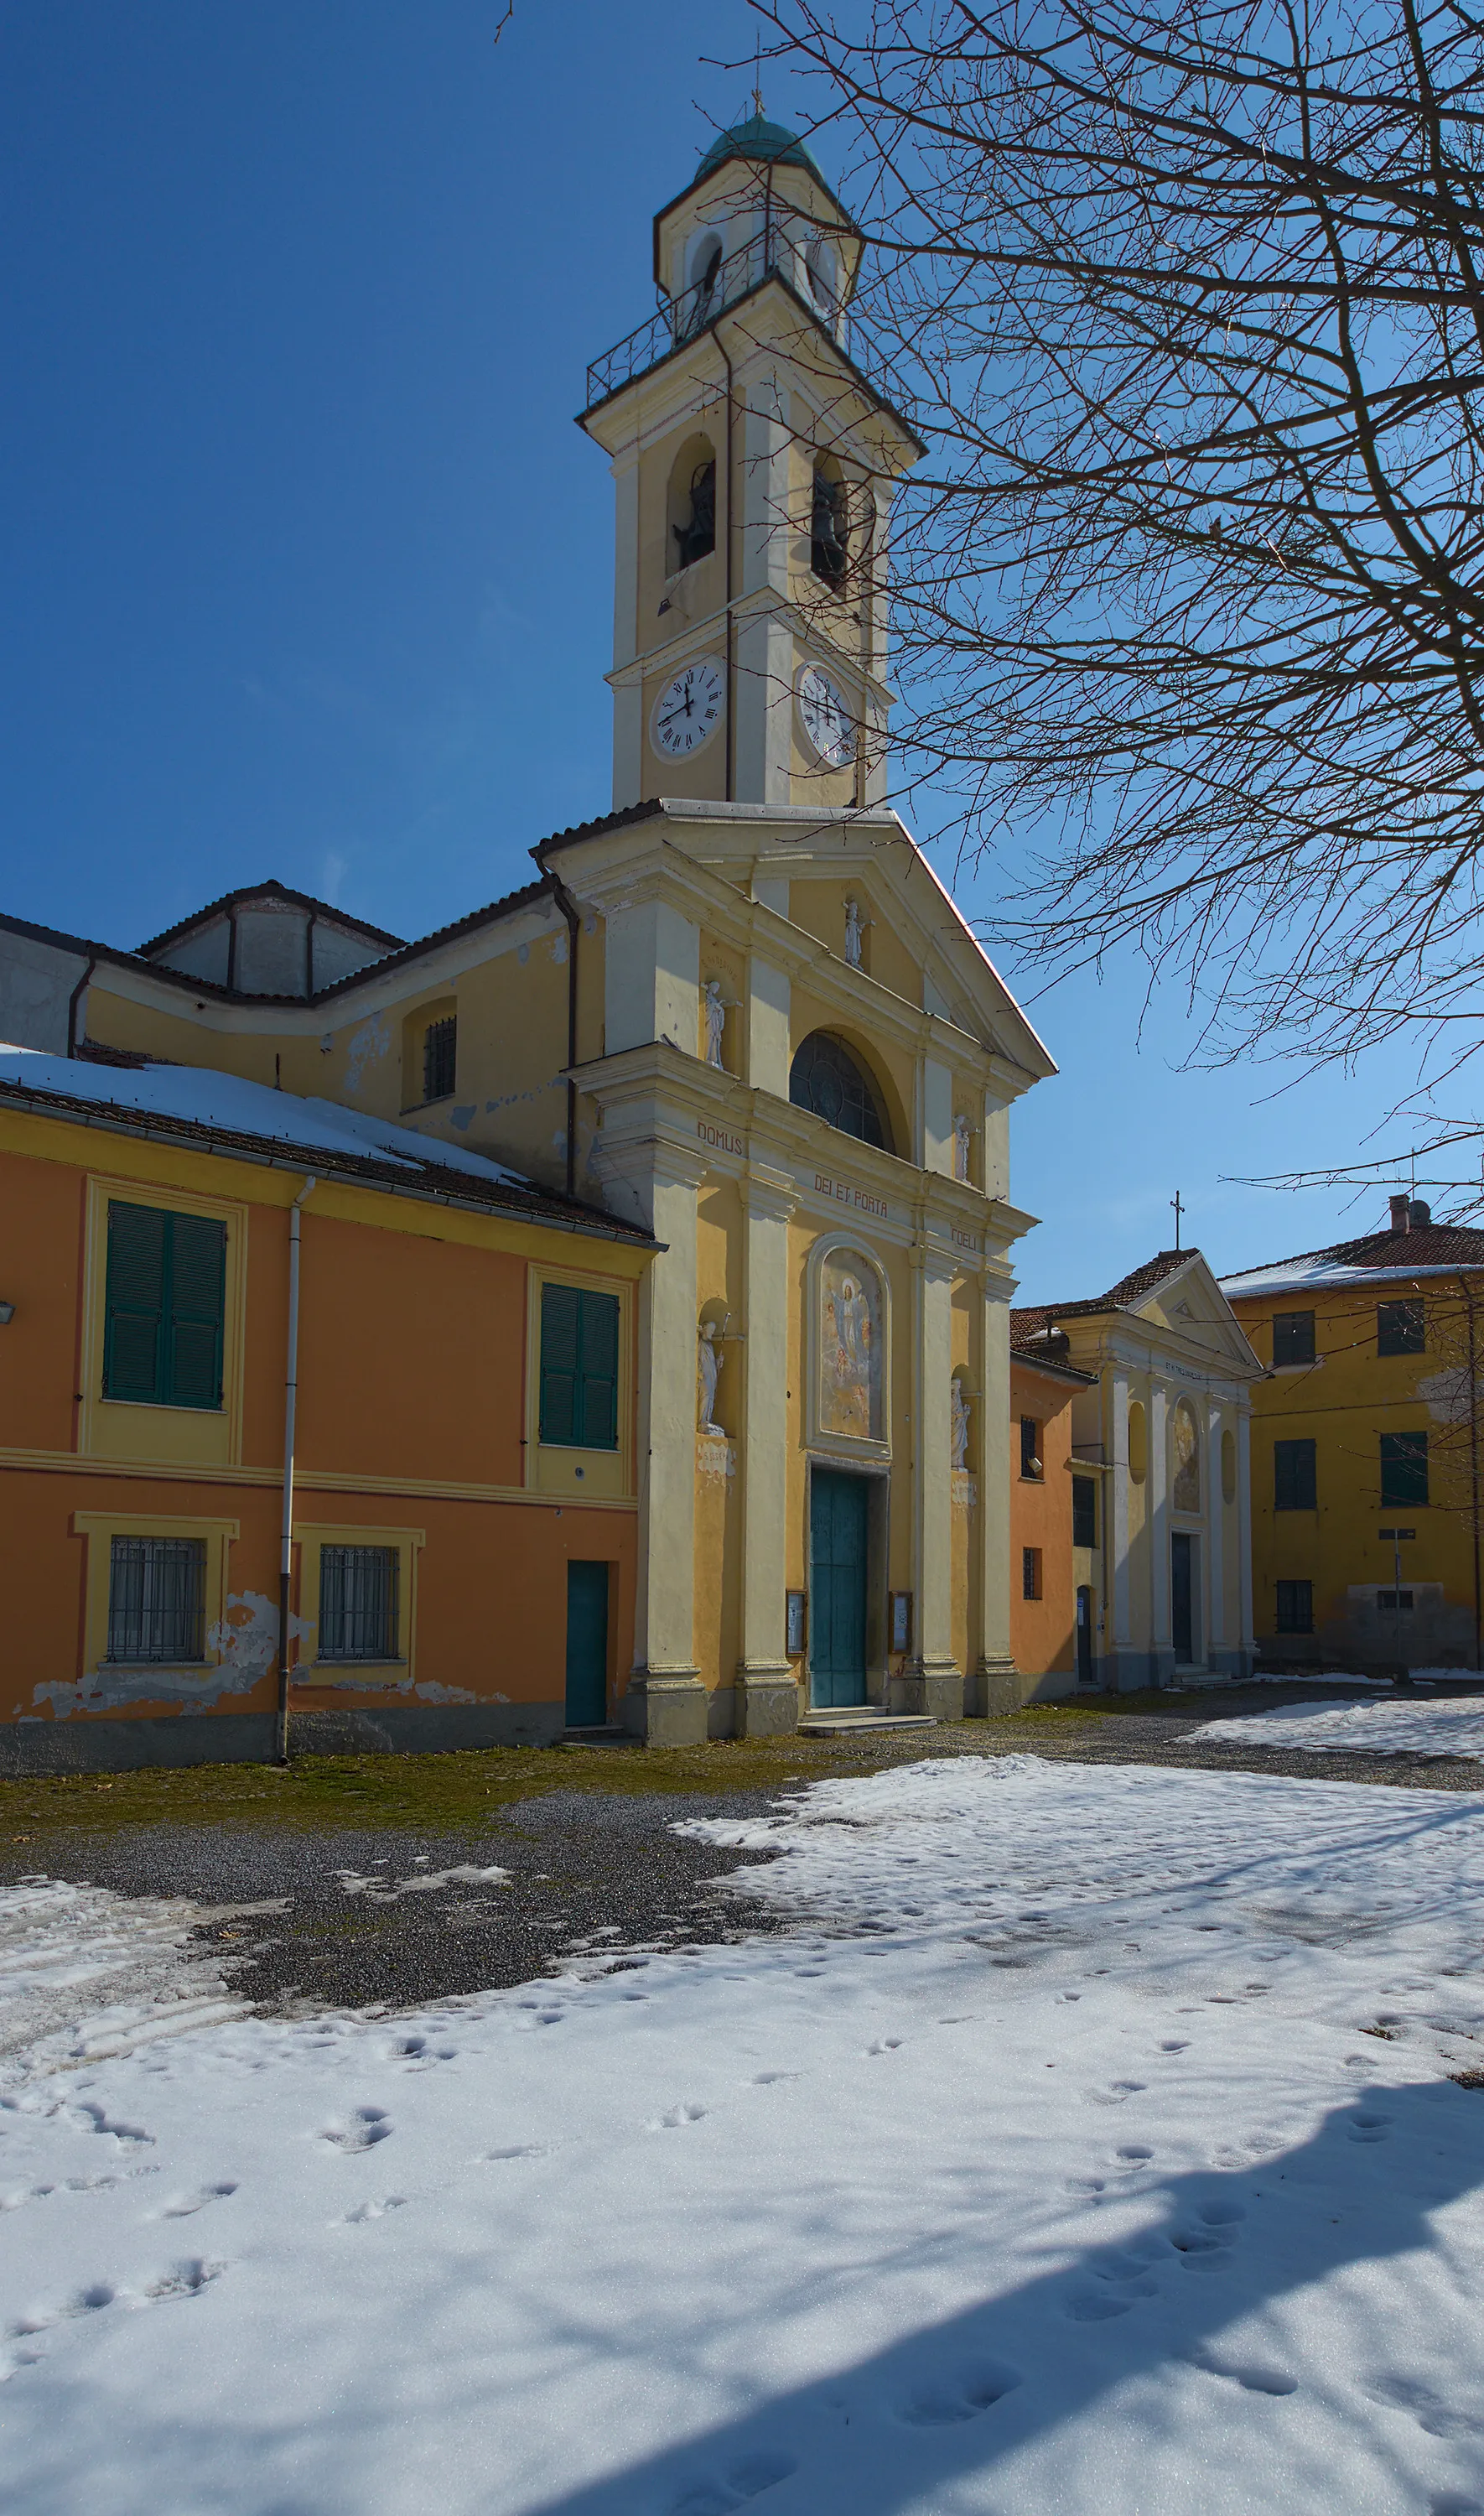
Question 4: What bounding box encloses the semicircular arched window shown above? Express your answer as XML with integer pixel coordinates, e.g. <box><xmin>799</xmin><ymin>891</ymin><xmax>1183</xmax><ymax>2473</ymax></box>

<box><xmin>789</xmin><ymin>1032</ymin><xmax>890</xmax><ymax>1151</ymax></box>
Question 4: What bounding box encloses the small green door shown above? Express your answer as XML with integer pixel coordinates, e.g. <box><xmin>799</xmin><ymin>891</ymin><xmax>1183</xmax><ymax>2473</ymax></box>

<box><xmin>809</xmin><ymin>1470</ymin><xmax>869</xmax><ymax>1708</ymax></box>
<box><xmin>565</xmin><ymin>1561</ymin><xmax>610</xmax><ymax>1727</ymax></box>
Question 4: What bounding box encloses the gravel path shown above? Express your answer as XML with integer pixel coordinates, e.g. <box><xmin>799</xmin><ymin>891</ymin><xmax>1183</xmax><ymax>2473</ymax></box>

<box><xmin>5</xmin><ymin>1686</ymin><xmax>1481</xmax><ymax>2017</ymax></box>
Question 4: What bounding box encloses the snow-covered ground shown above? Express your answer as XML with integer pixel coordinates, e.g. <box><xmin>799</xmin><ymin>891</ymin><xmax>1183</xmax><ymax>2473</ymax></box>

<box><xmin>1198</xmin><ymin>1693</ymin><xmax>1484</xmax><ymax>1760</ymax></box>
<box><xmin>4</xmin><ymin>1756</ymin><xmax>1484</xmax><ymax>2514</ymax></box>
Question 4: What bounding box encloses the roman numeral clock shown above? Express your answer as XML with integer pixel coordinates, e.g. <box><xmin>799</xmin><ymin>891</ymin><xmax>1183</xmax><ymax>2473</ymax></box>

<box><xmin>651</xmin><ymin>658</ymin><xmax>724</xmax><ymax>760</ymax></box>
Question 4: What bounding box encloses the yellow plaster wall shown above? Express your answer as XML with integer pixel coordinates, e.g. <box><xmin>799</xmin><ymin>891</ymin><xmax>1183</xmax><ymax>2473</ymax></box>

<box><xmin>1233</xmin><ymin>1280</ymin><xmax>1482</xmax><ymax>1662</ymax></box>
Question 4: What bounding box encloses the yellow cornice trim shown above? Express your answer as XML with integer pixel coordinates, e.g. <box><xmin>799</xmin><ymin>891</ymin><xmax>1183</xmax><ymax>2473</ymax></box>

<box><xmin>0</xmin><ymin>1448</ymin><xmax>638</xmax><ymax>1510</ymax></box>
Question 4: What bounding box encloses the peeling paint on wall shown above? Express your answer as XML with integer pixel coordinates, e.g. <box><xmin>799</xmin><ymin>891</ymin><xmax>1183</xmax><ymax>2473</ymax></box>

<box><xmin>303</xmin><ymin>1672</ymin><xmax>478</xmax><ymax>1708</ymax></box>
<box><xmin>451</xmin><ymin>1105</ymin><xmax>476</xmax><ymax>1131</ymax></box>
<box><xmin>345</xmin><ymin>1012</ymin><xmax>392</xmax><ymax>1095</ymax></box>
<box><xmin>35</xmin><ymin>1592</ymin><xmax>312</xmax><ymax>1720</ymax></box>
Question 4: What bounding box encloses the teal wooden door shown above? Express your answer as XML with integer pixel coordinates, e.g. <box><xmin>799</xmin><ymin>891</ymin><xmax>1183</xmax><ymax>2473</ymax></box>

<box><xmin>565</xmin><ymin>1561</ymin><xmax>610</xmax><ymax>1726</ymax></box>
<box><xmin>809</xmin><ymin>1470</ymin><xmax>869</xmax><ymax>1708</ymax></box>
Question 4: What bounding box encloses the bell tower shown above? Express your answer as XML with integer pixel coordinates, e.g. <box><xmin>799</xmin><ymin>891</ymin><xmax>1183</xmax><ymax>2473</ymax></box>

<box><xmin>579</xmin><ymin>114</ymin><xmax>923</xmax><ymax>815</ymax></box>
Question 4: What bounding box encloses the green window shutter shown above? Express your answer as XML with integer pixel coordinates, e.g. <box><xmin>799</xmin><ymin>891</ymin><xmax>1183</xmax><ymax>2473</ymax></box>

<box><xmin>539</xmin><ymin>1284</ymin><xmax>581</xmax><ymax>1444</ymax></box>
<box><xmin>103</xmin><ymin>1203</ymin><xmax>168</xmax><ymax>1401</ymax></box>
<box><xmin>165</xmin><ymin>1214</ymin><xmax>226</xmax><ymax>1409</ymax></box>
<box><xmin>577</xmin><ymin>1290</ymin><xmax>620</xmax><ymax>1451</ymax></box>
<box><xmin>1380</xmin><ymin>1431</ymin><xmax>1429</xmax><ymax>1507</ymax></box>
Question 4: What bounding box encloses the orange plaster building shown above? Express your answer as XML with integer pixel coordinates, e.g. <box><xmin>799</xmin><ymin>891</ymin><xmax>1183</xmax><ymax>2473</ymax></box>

<box><xmin>0</xmin><ymin>1058</ymin><xmax>652</xmax><ymax>1772</ymax></box>
<box><xmin>1009</xmin><ymin>1346</ymin><xmax>1094</xmax><ymax>1694</ymax></box>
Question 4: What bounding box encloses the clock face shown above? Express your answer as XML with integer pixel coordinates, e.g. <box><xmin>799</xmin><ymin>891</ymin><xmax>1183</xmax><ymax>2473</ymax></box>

<box><xmin>651</xmin><ymin>658</ymin><xmax>725</xmax><ymax>760</ymax></box>
<box><xmin>797</xmin><ymin>664</ymin><xmax>855</xmax><ymax>768</ymax></box>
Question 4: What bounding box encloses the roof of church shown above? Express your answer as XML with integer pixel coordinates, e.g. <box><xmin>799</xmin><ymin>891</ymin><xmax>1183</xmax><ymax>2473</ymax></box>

<box><xmin>1222</xmin><ymin>1215</ymin><xmax>1484</xmax><ymax>1297</ymax></box>
<box><xmin>1011</xmin><ymin>1249</ymin><xmax>1198</xmax><ymax>1348</ymax></box>
<box><xmin>695</xmin><ymin>113</ymin><xmax>826</xmax><ymax>184</ymax></box>
<box><xmin>138</xmin><ymin>881</ymin><xmax>406</xmax><ymax>959</ymax></box>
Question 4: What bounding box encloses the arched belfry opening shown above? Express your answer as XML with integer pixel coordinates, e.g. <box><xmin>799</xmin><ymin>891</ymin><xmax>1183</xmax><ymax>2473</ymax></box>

<box><xmin>789</xmin><ymin>1031</ymin><xmax>891</xmax><ymax>1151</ymax></box>
<box><xmin>811</xmin><ymin>455</ymin><xmax>849</xmax><ymax>592</ymax></box>
<box><xmin>668</xmin><ymin>436</ymin><xmax>717</xmax><ymax>573</ymax></box>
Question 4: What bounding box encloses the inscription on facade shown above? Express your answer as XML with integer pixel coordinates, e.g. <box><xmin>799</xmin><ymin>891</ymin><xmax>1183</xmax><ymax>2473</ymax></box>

<box><xmin>813</xmin><ymin>1172</ymin><xmax>889</xmax><ymax>1221</ymax></box>
<box><xmin>951</xmin><ymin>1227</ymin><xmax>982</xmax><ymax>1254</ymax></box>
<box><xmin>698</xmin><ymin>1120</ymin><xmax>746</xmax><ymax>1156</ymax></box>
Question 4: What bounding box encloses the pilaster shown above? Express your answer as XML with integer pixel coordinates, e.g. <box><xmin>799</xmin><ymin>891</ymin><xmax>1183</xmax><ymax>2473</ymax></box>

<box><xmin>626</xmin><ymin>1142</ymin><xmax>709</xmax><ymax>1746</ymax></box>
<box><xmin>899</xmin><ymin>1242</ymin><xmax>963</xmax><ymax>1721</ymax></box>
<box><xmin>1149</xmin><ymin>1384</ymin><xmax>1175</xmax><ymax>1684</ymax></box>
<box><xmin>735</xmin><ymin>1169</ymin><xmax>800</xmax><ymax>1736</ymax></box>
<box><xmin>745</xmin><ymin>951</ymin><xmax>791</xmax><ymax>1099</ymax></box>
<box><xmin>734</xmin><ymin>606</ymin><xmax>795</xmax><ymax>805</ymax></box>
<box><xmin>1108</xmin><ymin>1370</ymin><xmax>1142</xmax><ymax>1691</ymax></box>
<box><xmin>1206</xmin><ymin>1404</ymin><xmax>1227</xmax><ymax>1673</ymax></box>
<box><xmin>972</xmin><ymin>1273</ymin><xmax>1016</xmax><ymax>1714</ymax></box>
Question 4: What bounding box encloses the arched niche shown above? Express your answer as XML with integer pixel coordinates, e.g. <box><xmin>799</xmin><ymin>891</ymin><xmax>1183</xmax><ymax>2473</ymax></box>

<box><xmin>807</xmin><ymin>1237</ymin><xmax>891</xmax><ymax>1459</ymax></box>
<box><xmin>668</xmin><ymin>434</ymin><xmax>717</xmax><ymax>574</ymax></box>
<box><xmin>789</xmin><ymin>1029</ymin><xmax>900</xmax><ymax>1156</ymax></box>
<box><xmin>1171</xmin><ymin>1399</ymin><xmax>1201</xmax><ymax>1514</ymax></box>
<box><xmin>678</xmin><ymin>231</ymin><xmax>724</xmax><ymax>340</ymax></box>
<box><xmin>1128</xmin><ymin>1399</ymin><xmax>1148</xmax><ymax>1484</ymax></box>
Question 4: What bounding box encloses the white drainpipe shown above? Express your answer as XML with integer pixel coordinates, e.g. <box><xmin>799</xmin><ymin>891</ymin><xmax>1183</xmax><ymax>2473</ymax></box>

<box><xmin>274</xmin><ymin>1176</ymin><xmax>317</xmax><ymax>1763</ymax></box>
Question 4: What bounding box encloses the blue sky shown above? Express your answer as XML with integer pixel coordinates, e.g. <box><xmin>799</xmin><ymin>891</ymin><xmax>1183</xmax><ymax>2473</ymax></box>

<box><xmin>1</xmin><ymin>2</ymin><xmax>1437</xmax><ymax>1297</ymax></box>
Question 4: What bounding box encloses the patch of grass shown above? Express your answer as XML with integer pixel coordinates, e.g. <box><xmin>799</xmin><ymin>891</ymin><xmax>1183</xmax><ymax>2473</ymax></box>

<box><xmin>0</xmin><ymin>1705</ymin><xmax>1111</xmax><ymax>1845</ymax></box>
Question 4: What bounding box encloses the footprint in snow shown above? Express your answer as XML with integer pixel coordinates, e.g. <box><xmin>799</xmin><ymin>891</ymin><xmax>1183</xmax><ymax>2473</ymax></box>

<box><xmin>1190</xmin><ymin>2347</ymin><xmax>1296</xmax><ymax>2396</ymax></box>
<box><xmin>1367</xmin><ymin>2373</ymin><xmax>1484</xmax><ymax>2438</ymax></box>
<box><xmin>667</xmin><ymin>2450</ymin><xmax>799</xmax><ymax>2512</ymax></box>
<box><xmin>340</xmin><ymin>2197</ymin><xmax>407</xmax><ymax>2223</ymax></box>
<box><xmin>652</xmin><ymin>2103</ymin><xmax>708</xmax><ymax>2130</ymax></box>
<box><xmin>899</xmin><ymin>2360</ymin><xmax>1021</xmax><ymax>2426</ymax></box>
<box><xmin>320</xmin><ymin>2108</ymin><xmax>392</xmax><ymax>2153</ymax></box>
<box><xmin>1159</xmin><ymin>2040</ymin><xmax>1190</xmax><ymax>2053</ymax></box>
<box><xmin>478</xmin><ymin>2144</ymin><xmax>555</xmax><ymax>2163</ymax></box>
<box><xmin>1</xmin><ymin>2258</ymin><xmax>223</xmax><ymax>2373</ymax></box>
<box><xmin>1348</xmin><ymin>2111</ymin><xmax>1393</xmax><ymax>2143</ymax></box>
<box><xmin>865</xmin><ymin>2038</ymin><xmax>903</xmax><ymax>2056</ymax></box>
<box><xmin>389</xmin><ymin>2035</ymin><xmax>455</xmax><ymax>2066</ymax></box>
<box><xmin>1064</xmin><ymin>2290</ymin><xmax>1133</xmax><ymax>2321</ymax></box>
<box><xmin>158</xmin><ymin>2182</ymin><xmax>237</xmax><ymax>2218</ymax></box>
<box><xmin>750</xmin><ymin>2072</ymin><xmax>797</xmax><ymax>2087</ymax></box>
<box><xmin>1117</xmin><ymin>2144</ymin><xmax>1155</xmax><ymax>2165</ymax></box>
<box><xmin>1085</xmin><ymin>2082</ymin><xmax>1147</xmax><ymax>2106</ymax></box>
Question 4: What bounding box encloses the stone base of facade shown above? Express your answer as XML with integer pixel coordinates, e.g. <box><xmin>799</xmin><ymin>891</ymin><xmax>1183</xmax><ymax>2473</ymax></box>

<box><xmin>290</xmin><ymin>1702</ymin><xmax>564</xmax><ymax>1756</ymax></box>
<box><xmin>623</xmin><ymin>1670</ymin><xmax>710</xmax><ymax>1747</ymax></box>
<box><xmin>0</xmin><ymin>1712</ymin><xmax>279</xmax><ymax>1777</ymax></box>
<box><xmin>966</xmin><ymin>1655</ymin><xmax>1020</xmax><ymax>1716</ymax></box>
<box><xmin>1207</xmin><ymin>1645</ymin><xmax>1253</xmax><ymax>1681</ymax></box>
<box><xmin>892</xmin><ymin>1658</ymin><xmax>965</xmax><ymax>1722</ymax></box>
<box><xmin>734</xmin><ymin>1664</ymin><xmax>801</xmax><ymax>1738</ymax></box>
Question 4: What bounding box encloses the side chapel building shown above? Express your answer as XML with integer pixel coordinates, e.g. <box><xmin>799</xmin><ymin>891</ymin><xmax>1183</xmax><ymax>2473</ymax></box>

<box><xmin>0</xmin><ymin>116</ymin><xmax>1058</xmax><ymax>1765</ymax></box>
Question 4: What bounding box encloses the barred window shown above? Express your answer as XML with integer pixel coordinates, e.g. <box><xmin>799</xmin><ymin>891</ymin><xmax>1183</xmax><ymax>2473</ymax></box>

<box><xmin>319</xmin><ymin>1545</ymin><xmax>400</xmax><ymax>1662</ymax></box>
<box><xmin>423</xmin><ymin>1016</ymin><xmax>457</xmax><ymax>1104</ymax></box>
<box><xmin>1274</xmin><ymin>1579</ymin><xmax>1313</xmax><ymax>1634</ymax></box>
<box><xmin>1022</xmin><ymin>1547</ymin><xmax>1042</xmax><ymax>1602</ymax></box>
<box><xmin>106</xmin><ymin>1536</ymin><xmax>206</xmax><ymax>1663</ymax></box>
<box><xmin>1020</xmin><ymin>1416</ymin><xmax>1043</xmax><ymax>1480</ymax></box>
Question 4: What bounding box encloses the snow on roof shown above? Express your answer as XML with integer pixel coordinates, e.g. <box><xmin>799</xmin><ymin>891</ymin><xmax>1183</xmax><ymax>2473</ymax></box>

<box><xmin>1220</xmin><ymin>1255</ymin><xmax>1483</xmax><ymax>1297</ymax></box>
<box><xmin>0</xmin><ymin>1048</ymin><xmax>531</xmax><ymax>1189</ymax></box>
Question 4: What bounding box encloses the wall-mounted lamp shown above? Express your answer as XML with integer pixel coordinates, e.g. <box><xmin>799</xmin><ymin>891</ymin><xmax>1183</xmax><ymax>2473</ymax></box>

<box><xmin>0</xmin><ymin>1301</ymin><xmax>14</xmax><ymax>1325</ymax></box>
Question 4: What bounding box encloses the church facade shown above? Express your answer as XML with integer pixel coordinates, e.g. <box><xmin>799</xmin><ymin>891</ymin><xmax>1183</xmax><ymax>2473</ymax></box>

<box><xmin>0</xmin><ymin>118</ymin><xmax>1055</xmax><ymax>1756</ymax></box>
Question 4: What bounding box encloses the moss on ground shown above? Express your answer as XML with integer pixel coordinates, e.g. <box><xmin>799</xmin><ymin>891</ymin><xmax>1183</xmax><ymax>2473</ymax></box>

<box><xmin>0</xmin><ymin>1702</ymin><xmax>1134</xmax><ymax>1846</ymax></box>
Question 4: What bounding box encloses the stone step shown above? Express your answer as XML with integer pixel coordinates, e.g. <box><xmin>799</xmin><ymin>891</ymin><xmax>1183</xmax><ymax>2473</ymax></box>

<box><xmin>796</xmin><ymin>1711</ymin><xmax>938</xmax><ymax>1737</ymax></box>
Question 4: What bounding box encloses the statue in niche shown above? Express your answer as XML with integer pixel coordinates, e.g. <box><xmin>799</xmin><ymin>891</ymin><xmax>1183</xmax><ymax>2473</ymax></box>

<box><xmin>843</xmin><ymin>897</ymin><xmax>864</xmax><ymax>969</ymax></box>
<box><xmin>703</xmin><ymin>980</ymin><xmax>726</xmax><ymax>1068</ymax></box>
<box><xmin>1171</xmin><ymin>1401</ymin><xmax>1201</xmax><ymax>1511</ymax></box>
<box><xmin>951</xmin><ymin>1376</ymin><xmax>971</xmax><ymax>1470</ymax></box>
<box><xmin>953</xmin><ymin>1114</ymin><xmax>972</xmax><ymax>1182</ymax></box>
<box><xmin>820</xmin><ymin>1255</ymin><xmax>880</xmax><ymax>1440</ymax></box>
<box><xmin>698</xmin><ymin>1319</ymin><xmax>725</xmax><ymax>1435</ymax></box>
